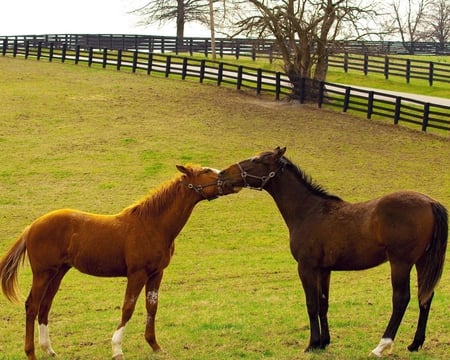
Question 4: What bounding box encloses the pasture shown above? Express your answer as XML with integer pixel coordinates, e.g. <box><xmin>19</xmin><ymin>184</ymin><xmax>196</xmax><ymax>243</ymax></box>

<box><xmin>0</xmin><ymin>56</ymin><xmax>449</xmax><ymax>359</ymax></box>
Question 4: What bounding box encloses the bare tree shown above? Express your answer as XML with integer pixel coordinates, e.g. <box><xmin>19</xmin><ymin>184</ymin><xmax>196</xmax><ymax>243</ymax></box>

<box><xmin>425</xmin><ymin>0</ymin><xmax>450</xmax><ymax>51</ymax></box>
<box><xmin>232</xmin><ymin>0</ymin><xmax>378</xmax><ymax>100</ymax></box>
<box><xmin>132</xmin><ymin>0</ymin><xmax>211</xmax><ymax>42</ymax></box>
<box><xmin>385</xmin><ymin>0</ymin><xmax>430</xmax><ymax>54</ymax></box>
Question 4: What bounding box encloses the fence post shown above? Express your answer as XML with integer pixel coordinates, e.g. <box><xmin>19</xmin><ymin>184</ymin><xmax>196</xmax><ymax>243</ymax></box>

<box><xmin>25</xmin><ymin>40</ymin><xmax>30</xmax><ymax>59</ymax></box>
<box><xmin>181</xmin><ymin>57</ymin><xmax>187</xmax><ymax>80</ymax></box>
<box><xmin>384</xmin><ymin>56</ymin><xmax>389</xmax><ymax>79</ymax></box>
<box><xmin>367</xmin><ymin>91</ymin><xmax>374</xmax><ymax>119</ymax></box>
<box><xmin>75</xmin><ymin>45</ymin><xmax>80</xmax><ymax>64</ymax></box>
<box><xmin>405</xmin><ymin>59</ymin><xmax>411</xmax><ymax>83</ymax></box>
<box><xmin>318</xmin><ymin>81</ymin><xmax>325</xmax><ymax>108</ymax></box>
<box><xmin>102</xmin><ymin>48</ymin><xmax>107</xmax><ymax>68</ymax></box>
<box><xmin>49</xmin><ymin>43</ymin><xmax>54</xmax><ymax>62</ymax></box>
<box><xmin>204</xmin><ymin>39</ymin><xmax>208</xmax><ymax>57</ymax></box>
<box><xmin>256</xmin><ymin>68</ymin><xmax>262</xmax><ymax>94</ymax></box>
<box><xmin>13</xmin><ymin>39</ymin><xmax>18</xmax><ymax>57</ymax></box>
<box><xmin>147</xmin><ymin>53</ymin><xmax>153</xmax><ymax>75</ymax></box>
<box><xmin>343</xmin><ymin>87</ymin><xmax>351</xmax><ymax>112</ymax></box>
<box><xmin>165</xmin><ymin>55</ymin><xmax>171</xmax><ymax>77</ymax></box>
<box><xmin>422</xmin><ymin>103</ymin><xmax>430</xmax><ymax>132</ymax></box>
<box><xmin>394</xmin><ymin>97</ymin><xmax>401</xmax><ymax>125</ymax></box>
<box><xmin>200</xmin><ymin>59</ymin><xmax>206</xmax><ymax>83</ymax></box>
<box><xmin>217</xmin><ymin>62</ymin><xmax>223</xmax><ymax>86</ymax></box>
<box><xmin>88</xmin><ymin>47</ymin><xmax>93</xmax><ymax>67</ymax></box>
<box><xmin>132</xmin><ymin>51</ymin><xmax>138</xmax><ymax>73</ymax></box>
<box><xmin>37</xmin><ymin>42</ymin><xmax>42</xmax><ymax>60</ymax></box>
<box><xmin>363</xmin><ymin>53</ymin><xmax>368</xmax><ymax>75</ymax></box>
<box><xmin>428</xmin><ymin>62</ymin><xmax>434</xmax><ymax>86</ymax></box>
<box><xmin>1</xmin><ymin>38</ymin><xmax>7</xmax><ymax>56</ymax></box>
<box><xmin>61</xmin><ymin>43</ymin><xmax>67</xmax><ymax>63</ymax></box>
<box><xmin>344</xmin><ymin>51</ymin><xmax>348</xmax><ymax>72</ymax></box>
<box><xmin>237</xmin><ymin>65</ymin><xmax>243</xmax><ymax>89</ymax></box>
<box><xmin>275</xmin><ymin>72</ymin><xmax>281</xmax><ymax>100</ymax></box>
<box><xmin>117</xmin><ymin>49</ymin><xmax>122</xmax><ymax>70</ymax></box>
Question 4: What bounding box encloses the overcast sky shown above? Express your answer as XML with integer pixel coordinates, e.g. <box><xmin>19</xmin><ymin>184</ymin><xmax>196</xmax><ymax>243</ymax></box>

<box><xmin>0</xmin><ymin>0</ymin><xmax>208</xmax><ymax>37</ymax></box>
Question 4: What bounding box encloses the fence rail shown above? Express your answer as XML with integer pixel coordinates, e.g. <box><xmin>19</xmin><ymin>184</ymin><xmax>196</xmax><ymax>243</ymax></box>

<box><xmin>1</xmin><ymin>40</ymin><xmax>449</xmax><ymax>135</ymax></box>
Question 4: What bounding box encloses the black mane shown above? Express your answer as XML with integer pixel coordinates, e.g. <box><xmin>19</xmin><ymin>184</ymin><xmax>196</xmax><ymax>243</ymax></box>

<box><xmin>279</xmin><ymin>157</ymin><xmax>342</xmax><ymax>201</ymax></box>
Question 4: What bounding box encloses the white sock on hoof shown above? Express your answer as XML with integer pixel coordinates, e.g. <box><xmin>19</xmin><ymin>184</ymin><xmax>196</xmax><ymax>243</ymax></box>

<box><xmin>371</xmin><ymin>338</ymin><xmax>393</xmax><ymax>357</ymax></box>
<box><xmin>112</xmin><ymin>326</ymin><xmax>126</xmax><ymax>358</ymax></box>
<box><xmin>38</xmin><ymin>324</ymin><xmax>56</xmax><ymax>355</ymax></box>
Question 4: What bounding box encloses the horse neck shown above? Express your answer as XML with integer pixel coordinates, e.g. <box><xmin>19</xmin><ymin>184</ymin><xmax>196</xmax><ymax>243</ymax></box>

<box><xmin>264</xmin><ymin>167</ymin><xmax>327</xmax><ymax>226</ymax></box>
<box><xmin>127</xmin><ymin>182</ymin><xmax>201</xmax><ymax>244</ymax></box>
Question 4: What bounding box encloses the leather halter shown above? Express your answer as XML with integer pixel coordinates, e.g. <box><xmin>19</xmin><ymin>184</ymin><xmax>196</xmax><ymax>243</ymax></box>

<box><xmin>184</xmin><ymin>180</ymin><xmax>222</xmax><ymax>201</ymax></box>
<box><xmin>236</xmin><ymin>160</ymin><xmax>285</xmax><ymax>191</ymax></box>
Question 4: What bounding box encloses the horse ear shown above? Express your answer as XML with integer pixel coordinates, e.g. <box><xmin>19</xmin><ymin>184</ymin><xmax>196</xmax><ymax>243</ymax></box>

<box><xmin>176</xmin><ymin>165</ymin><xmax>191</xmax><ymax>175</ymax></box>
<box><xmin>274</xmin><ymin>147</ymin><xmax>286</xmax><ymax>158</ymax></box>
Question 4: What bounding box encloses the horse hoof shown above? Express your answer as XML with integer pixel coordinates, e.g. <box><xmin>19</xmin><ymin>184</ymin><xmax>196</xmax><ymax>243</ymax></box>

<box><xmin>112</xmin><ymin>355</ymin><xmax>124</xmax><ymax>360</ymax></box>
<box><xmin>407</xmin><ymin>340</ymin><xmax>423</xmax><ymax>352</ymax></box>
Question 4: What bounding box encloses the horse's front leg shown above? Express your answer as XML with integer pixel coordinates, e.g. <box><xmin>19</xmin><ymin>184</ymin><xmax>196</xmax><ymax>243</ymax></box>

<box><xmin>112</xmin><ymin>271</ymin><xmax>147</xmax><ymax>360</ymax></box>
<box><xmin>318</xmin><ymin>270</ymin><xmax>331</xmax><ymax>349</ymax></box>
<box><xmin>144</xmin><ymin>271</ymin><xmax>164</xmax><ymax>352</ymax></box>
<box><xmin>298</xmin><ymin>264</ymin><xmax>321</xmax><ymax>352</ymax></box>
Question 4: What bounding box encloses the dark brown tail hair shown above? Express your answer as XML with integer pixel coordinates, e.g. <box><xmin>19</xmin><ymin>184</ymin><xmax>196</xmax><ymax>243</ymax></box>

<box><xmin>418</xmin><ymin>202</ymin><xmax>448</xmax><ymax>305</ymax></box>
<box><xmin>0</xmin><ymin>227</ymin><xmax>29</xmax><ymax>303</ymax></box>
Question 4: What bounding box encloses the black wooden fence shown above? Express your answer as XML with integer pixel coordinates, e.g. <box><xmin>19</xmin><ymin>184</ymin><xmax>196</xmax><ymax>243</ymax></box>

<box><xmin>1</xmin><ymin>39</ymin><xmax>449</xmax><ymax>135</ymax></box>
<box><xmin>2</xmin><ymin>34</ymin><xmax>450</xmax><ymax>86</ymax></box>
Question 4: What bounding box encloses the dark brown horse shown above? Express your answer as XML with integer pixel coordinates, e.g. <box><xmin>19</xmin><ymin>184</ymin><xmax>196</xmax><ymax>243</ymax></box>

<box><xmin>0</xmin><ymin>164</ymin><xmax>236</xmax><ymax>360</ymax></box>
<box><xmin>219</xmin><ymin>147</ymin><xmax>448</xmax><ymax>357</ymax></box>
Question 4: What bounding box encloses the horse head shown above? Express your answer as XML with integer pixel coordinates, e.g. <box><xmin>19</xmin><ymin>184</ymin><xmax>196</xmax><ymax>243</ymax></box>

<box><xmin>219</xmin><ymin>147</ymin><xmax>287</xmax><ymax>191</ymax></box>
<box><xmin>177</xmin><ymin>164</ymin><xmax>238</xmax><ymax>200</ymax></box>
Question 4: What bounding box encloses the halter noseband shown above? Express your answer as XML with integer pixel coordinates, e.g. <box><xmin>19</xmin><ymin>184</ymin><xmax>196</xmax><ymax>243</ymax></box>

<box><xmin>185</xmin><ymin>180</ymin><xmax>223</xmax><ymax>201</ymax></box>
<box><xmin>236</xmin><ymin>160</ymin><xmax>284</xmax><ymax>191</ymax></box>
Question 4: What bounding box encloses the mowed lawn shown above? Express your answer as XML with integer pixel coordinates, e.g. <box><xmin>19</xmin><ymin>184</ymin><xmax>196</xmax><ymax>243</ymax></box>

<box><xmin>0</xmin><ymin>56</ymin><xmax>449</xmax><ymax>360</ymax></box>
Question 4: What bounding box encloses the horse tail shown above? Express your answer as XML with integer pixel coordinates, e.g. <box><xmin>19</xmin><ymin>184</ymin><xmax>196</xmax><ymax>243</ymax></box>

<box><xmin>418</xmin><ymin>202</ymin><xmax>448</xmax><ymax>306</ymax></box>
<box><xmin>0</xmin><ymin>226</ymin><xmax>29</xmax><ymax>303</ymax></box>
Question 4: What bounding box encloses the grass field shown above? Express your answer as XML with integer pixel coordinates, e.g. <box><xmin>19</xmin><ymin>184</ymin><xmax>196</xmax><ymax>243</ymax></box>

<box><xmin>0</xmin><ymin>56</ymin><xmax>449</xmax><ymax>360</ymax></box>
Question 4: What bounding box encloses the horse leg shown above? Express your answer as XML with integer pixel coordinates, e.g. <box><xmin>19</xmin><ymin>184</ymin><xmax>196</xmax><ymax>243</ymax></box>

<box><xmin>318</xmin><ymin>270</ymin><xmax>331</xmax><ymax>349</ymax></box>
<box><xmin>37</xmin><ymin>265</ymin><xmax>70</xmax><ymax>356</ymax></box>
<box><xmin>144</xmin><ymin>271</ymin><xmax>164</xmax><ymax>352</ymax></box>
<box><xmin>24</xmin><ymin>270</ymin><xmax>57</xmax><ymax>360</ymax></box>
<box><xmin>298</xmin><ymin>265</ymin><xmax>321</xmax><ymax>352</ymax></box>
<box><xmin>111</xmin><ymin>271</ymin><xmax>147</xmax><ymax>360</ymax></box>
<box><xmin>371</xmin><ymin>262</ymin><xmax>412</xmax><ymax>357</ymax></box>
<box><xmin>408</xmin><ymin>292</ymin><xmax>433</xmax><ymax>351</ymax></box>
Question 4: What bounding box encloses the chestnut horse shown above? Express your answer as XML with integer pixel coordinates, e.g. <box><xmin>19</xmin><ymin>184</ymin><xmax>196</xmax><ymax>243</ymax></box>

<box><xmin>219</xmin><ymin>147</ymin><xmax>448</xmax><ymax>357</ymax></box>
<box><xmin>0</xmin><ymin>164</ymin><xmax>234</xmax><ymax>360</ymax></box>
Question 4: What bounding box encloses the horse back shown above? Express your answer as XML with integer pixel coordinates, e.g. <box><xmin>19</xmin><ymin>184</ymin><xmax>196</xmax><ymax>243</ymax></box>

<box><xmin>26</xmin><ymin>209</ymin><xmax>130</xmax><ymax>276</ymax></box>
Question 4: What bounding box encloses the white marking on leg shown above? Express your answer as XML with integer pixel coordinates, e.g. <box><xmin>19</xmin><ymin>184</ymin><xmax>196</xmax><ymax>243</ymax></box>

<box><xmin>111</xmin><ymin>326</ymin><xmax>126</xmax><ymax>358</ymax></box>
<box><xmin>146</xmin><ymin>290</ymin><xmax>158</xmax><ymax>305</ymax></box>
<box><xmin>38</xmin><ymin>324</ymin><xmax>56</xmax><ymax>356</ymax></box>
<box><xmin>371</xmin><ymin>338</ymin><xmax>394</xmax><ymax>357</ymax></box>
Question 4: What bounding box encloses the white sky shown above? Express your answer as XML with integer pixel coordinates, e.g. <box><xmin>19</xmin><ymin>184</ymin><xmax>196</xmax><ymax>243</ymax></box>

<box><xmin>0</xmin><ymin>0</ymin><xmax>208</xmax><ymax>37</ymax></box>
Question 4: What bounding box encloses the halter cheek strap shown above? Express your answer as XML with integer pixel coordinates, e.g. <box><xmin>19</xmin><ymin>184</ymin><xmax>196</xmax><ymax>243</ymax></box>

<box><xmin>185</xmin><ymin>181</ymin><xmax>221</xmax><ymax>201</ymax></box>
<box><xmin>237</xmin><ymin>162</ymin><xmax>277</xmax><ymax>191</ymax></box>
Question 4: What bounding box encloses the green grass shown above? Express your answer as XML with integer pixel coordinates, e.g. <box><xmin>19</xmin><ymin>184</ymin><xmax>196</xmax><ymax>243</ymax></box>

<box><xmin>0</xmin><ymin>56</ymin><xmax>449</xmax><ymax>359</ymax></box>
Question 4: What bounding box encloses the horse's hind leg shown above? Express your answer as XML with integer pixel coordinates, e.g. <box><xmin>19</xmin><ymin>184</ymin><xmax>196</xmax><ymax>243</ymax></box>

<box><xmin>25</xmin><ymin>270</ymin><xmax>57</xmax><ymax>360</ymax></box>
<box><xmin>37</xmin><ymin>265</ymin><xmax>70</xmax><ymax>356</ymax></box>
<box><xmin>408</xmin><ymin>292</ymin><xmax>433</xmax><ymax>351</ymax></box>
<box><xmin>371</xmin><ymin>262</ymin><xmax>412</xmax><ymax>357</ymax></box>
